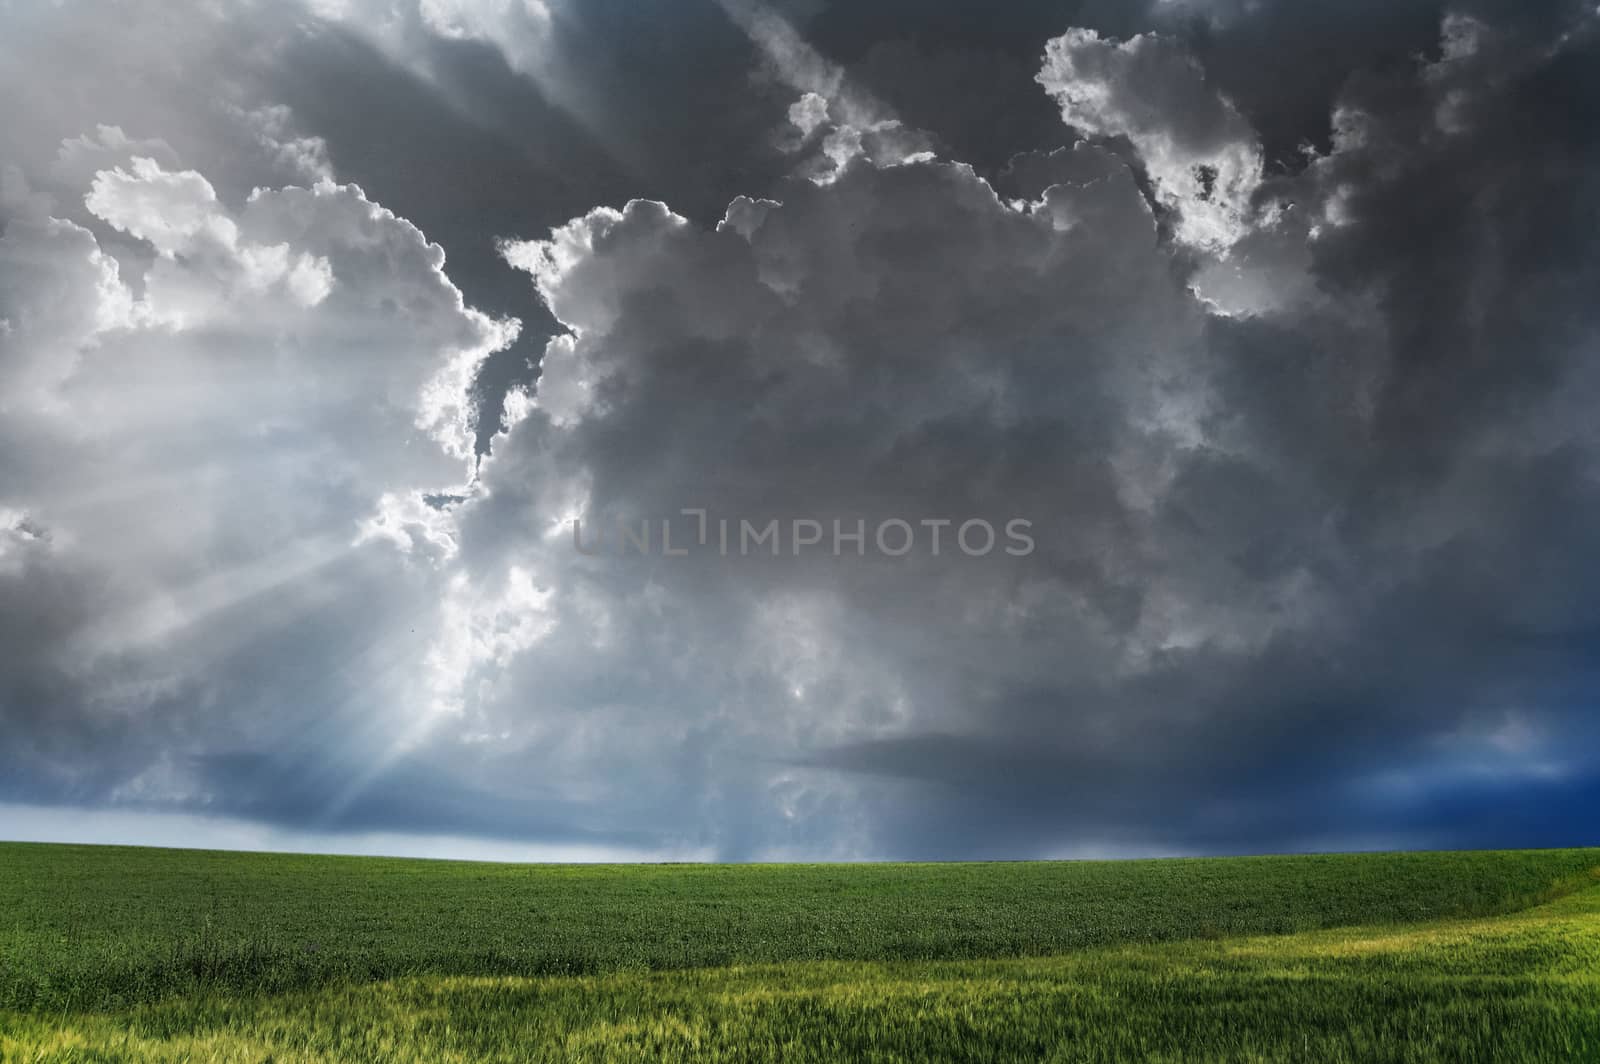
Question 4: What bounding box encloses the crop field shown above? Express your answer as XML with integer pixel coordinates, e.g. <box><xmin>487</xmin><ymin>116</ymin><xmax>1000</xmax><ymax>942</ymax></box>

<box><xmin>1</xmin><ymin>844</ymin><xmax>1598</xmax><ymax>1061</ymax></box>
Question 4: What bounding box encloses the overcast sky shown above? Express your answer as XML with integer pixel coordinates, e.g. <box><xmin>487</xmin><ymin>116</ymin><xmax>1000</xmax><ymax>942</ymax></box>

<box><xmin>2</xmin><ymin>0</ymin><xmax>1598</xmax><ymax>861</ymax></box>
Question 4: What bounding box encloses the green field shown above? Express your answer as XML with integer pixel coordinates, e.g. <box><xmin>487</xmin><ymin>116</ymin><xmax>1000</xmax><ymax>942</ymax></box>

<box><xmin>2</xmin><ymin>844</ymin><xmax>1598</xmax><ymax>1061</ymax></box>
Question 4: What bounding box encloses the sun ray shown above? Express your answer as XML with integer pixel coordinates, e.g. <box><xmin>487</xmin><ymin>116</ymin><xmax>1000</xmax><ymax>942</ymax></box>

<box><xmin>67</xmin><ymin>533</ymin><xmax>356</xmax><ymax>659</ymax></box>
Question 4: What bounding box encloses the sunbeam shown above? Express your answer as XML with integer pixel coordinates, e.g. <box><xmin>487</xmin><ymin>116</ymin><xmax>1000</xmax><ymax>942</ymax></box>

<box><xmin>65</xmin><ymin>533</ymin><xmax>356</xmax><ymax>659</ymax></box>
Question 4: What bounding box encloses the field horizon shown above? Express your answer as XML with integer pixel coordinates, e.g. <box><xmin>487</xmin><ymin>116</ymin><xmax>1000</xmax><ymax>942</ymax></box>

<box><xmin>15</xmin><ymin>836</ymin><xmax>1600</xmax><ymax>866</ymax></box>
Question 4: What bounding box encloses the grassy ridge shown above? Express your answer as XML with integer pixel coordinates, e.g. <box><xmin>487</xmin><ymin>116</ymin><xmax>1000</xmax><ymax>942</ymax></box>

<box><xmin>5</xmin><ymin>872</ymin><xmax>1600</xmax><ymax>1061</ymax></box>
<box><xmin>2</xmin><ymin>843</ymin><xmax>1597</xmax><ymax>1012</ymax></box>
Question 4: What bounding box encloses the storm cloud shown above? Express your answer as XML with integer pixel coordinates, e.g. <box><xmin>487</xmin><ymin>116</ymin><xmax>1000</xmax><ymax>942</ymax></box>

<box><xmin>1</xmin><ymin>0</ymin><xmax>1597</xmax><ymax>859</ymax></box>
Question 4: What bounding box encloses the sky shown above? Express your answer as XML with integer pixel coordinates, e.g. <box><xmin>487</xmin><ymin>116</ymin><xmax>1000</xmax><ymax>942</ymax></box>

<box><xmin>1</xmin><ymin>0</ymin><xmax>1598</xmax><ymax>862</ymax></box>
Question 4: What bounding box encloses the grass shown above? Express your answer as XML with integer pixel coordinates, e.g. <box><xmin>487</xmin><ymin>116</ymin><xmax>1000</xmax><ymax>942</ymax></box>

<box><xmin>1</xmin><ymin>844</ymin><xmax>1598</xmax><ymax>1060</ymax></box>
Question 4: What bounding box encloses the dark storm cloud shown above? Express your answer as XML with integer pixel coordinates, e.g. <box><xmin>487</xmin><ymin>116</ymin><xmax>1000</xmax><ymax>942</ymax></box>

<box><xmin>2</xmin><ymin>0</ymin><xmax>1599</xmax><ymax>859</ymax></box>
<box><xmin>464</xmin><ymin>3</ymin><xmax>1600</xmax><ymax>858</ymax></box>
<box><xmin>818</xmin><ymin>3</ymin><xmax>1600</xmax><ymax>856</ymax></box>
